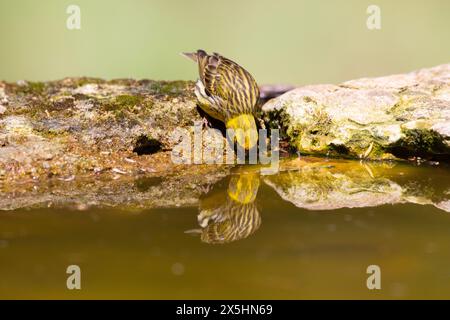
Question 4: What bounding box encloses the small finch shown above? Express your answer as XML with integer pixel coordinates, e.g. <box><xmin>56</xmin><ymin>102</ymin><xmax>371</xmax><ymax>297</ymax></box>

<box><xmin>191</xmin><ymin>173</ymin><xmax>261</xmax><ymax>244</ymax></box>
<box><xmin>182</xmin><ymin>49</ymin><xmax>260</xmax><ymax>150</ymax></box>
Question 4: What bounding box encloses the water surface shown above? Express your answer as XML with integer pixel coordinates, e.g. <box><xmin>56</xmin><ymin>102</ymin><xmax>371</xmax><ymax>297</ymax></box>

<box><xmin>1</xmin><ymin>158</ymin><xmax>450</xmax><ymax>299</ymax></box>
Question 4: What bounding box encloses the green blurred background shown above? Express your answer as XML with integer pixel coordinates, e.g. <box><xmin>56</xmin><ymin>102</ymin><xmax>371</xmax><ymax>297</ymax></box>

<box><xmin>0</xmin><ymin>0</ymin><xmax>448</xmax><ymax>85</ymax></box>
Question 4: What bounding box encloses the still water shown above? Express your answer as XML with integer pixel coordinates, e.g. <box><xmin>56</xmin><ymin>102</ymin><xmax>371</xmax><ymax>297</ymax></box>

<box><xmin>1</xmin><ymin>158</ymin><xmax>450</xmax><ymax>299</ymax></box>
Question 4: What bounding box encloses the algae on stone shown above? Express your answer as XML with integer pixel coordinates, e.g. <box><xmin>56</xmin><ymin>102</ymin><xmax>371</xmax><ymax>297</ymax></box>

<box><xmin>0</xmin><ymin>78</ymin><xmax>201</xmax><ymax>184</ymax></box>
<box><xmin>1</xmin><ymin>67</ymin><xmax>450</xmax><ymax>210</ymax></box>
<box><xmin>263</xmin><ymin>64</ymin><xmax>450</xmax><ymax>161</ymax></box>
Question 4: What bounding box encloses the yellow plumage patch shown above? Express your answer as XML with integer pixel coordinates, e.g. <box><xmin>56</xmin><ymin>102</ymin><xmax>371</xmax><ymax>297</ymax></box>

<box><xmin>227</xmin><ymin>173</ymin><xmax>260</xmax><ymax>204</ymax></box>
<box><xmin>226</xmin><ymin>114</ymin><xmax>258</xmax><ymax>150</ymax></box>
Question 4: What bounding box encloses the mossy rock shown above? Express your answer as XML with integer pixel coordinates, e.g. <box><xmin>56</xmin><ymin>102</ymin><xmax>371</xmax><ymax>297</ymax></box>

<box><xmin>263</xmin><ymin>64</ymin><xmax>450</xmax><ymax>161</ymax></box>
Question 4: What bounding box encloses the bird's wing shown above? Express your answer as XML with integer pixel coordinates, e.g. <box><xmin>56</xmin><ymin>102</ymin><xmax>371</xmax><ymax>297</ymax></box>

<box><xmin>199</xmin><ymin>53</ymin><xmax>228</xmax><ymax>99</ymax></box>
<box><xmin>197</xmin><ymin>50</ymin><xmax>260</xmax><ymax>117</ymax></box>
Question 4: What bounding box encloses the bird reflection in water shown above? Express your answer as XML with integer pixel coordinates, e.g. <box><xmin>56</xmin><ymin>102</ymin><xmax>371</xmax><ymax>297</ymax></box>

<box><xmin>186</xmin><ymin>172</ymin><xmax>261</xmax><ymax>244</ymax></box>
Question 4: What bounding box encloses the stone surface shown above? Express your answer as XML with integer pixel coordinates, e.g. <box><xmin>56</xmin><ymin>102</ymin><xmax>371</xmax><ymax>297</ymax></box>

<box><xmin>1</xmin><ymin>67</ymin><xmax>449</xmax><ymax>210</ymax></box>
<box><xmin>262</xmin><ymin>64</ymin><xmax>450</xmax><ymax>161</ymax></box>
<box><xmin>0</xmin><ymin>78</ymin><xmax>203</xmax><ymax>184</ymax></box>
<box><xmin>263</xmin><ymin>157</ymin><xmax>450</xmax><ymax>213</ymax></box>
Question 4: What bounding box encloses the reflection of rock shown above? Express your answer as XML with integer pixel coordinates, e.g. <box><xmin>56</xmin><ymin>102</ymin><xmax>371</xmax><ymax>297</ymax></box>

<box><xmin>264</xmin><ymin>157</ymin><xmax>450</xmax><ymax>212</ymax></box>
<box><xmin>0</xmin><ymin>155</ymin><xmax>230</xmax><ymax>211</ymax></box>
<box><xmin>263</xmin><ymin>64</ymin><xmax>450</xmax><ymax>161</ymax></box>
<box><xmin>436</xmin><ymin>200</ymin><xmax>450</xmax><ymax>213</ymax></box>
<box><xmin>193</xmin><ymin>173</ymin><xmax>261</xmax><ymax>244</ymax></box>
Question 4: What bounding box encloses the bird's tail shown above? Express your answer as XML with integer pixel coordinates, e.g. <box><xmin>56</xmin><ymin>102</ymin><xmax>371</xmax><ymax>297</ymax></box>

<box><xmin>226</xmin><ymin>114</ymin><xmax>259</xmax><ymax>151</ymax></box>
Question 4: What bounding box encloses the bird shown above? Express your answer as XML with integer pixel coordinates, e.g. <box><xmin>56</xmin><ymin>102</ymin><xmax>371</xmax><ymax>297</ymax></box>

<box><xmin>199</xmin><ymin>173</ymin><xmax>261</xmax><ymax>244</ymax></box>
<box><xmin>184</xmin><ymin>172</ymin><xmax>261</xmax><ymax>244</ymax></box>
<box><xmin>182</xmin><ymin>49</ymin><xmax>260</xmax><ymax>150</ymax></box>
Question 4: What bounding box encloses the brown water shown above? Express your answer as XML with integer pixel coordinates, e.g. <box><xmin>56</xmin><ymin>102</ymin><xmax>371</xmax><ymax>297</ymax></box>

<box><xmin>1</xmin><ymin>158</ymin><xmax>450</xmax><ymax>299</ymax></box>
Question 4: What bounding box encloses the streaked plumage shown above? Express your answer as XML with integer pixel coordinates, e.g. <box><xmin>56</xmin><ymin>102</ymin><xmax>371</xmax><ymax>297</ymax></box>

<box><xmin>200</xmin><ymin>201</ymin><xmax>260</xmax><ymax>244</ymax></box>
<box><xmin>195</xmin><ymin>173</ymin><xmax>261</xmax><ymax>244</ymax></box>
<box><xmin>182</xmin><ymin>49</ymin><xmax>260</xmax><ymax>150</ymax></box>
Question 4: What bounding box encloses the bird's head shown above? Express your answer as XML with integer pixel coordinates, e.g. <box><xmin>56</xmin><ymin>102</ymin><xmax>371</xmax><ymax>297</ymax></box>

<box><xmin>226</xmin><ymin>114</ymin><xmax>258</xmax><ymax>150</ymax></box>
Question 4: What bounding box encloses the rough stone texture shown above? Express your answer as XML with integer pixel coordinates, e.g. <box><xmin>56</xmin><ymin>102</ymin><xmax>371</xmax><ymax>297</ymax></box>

<box><xmin>0</xmin><ymin>159</ymin><xmax>229</xmax><ymax>211</ymax></box>
<box><xmin>263</xmin><ymin>157</ymin><xmax>450</xmax><ymax>213</ymax></box>
<box><xmin>0</xmin><ymin>78</ymin><xmax>240</xmax><ymax>210</ymax></box>
<box><xmin>1</xmin><ymin>67</ymin><xmax>449</xmax><ymax>211</ymax></box>
<box><xmin>2</xmin><ymin>65</ymin><xmax>448</xmax><ymax>187</ymax></box>
<box><xmin>263</xmin><ymin>64</ymin><xmax>450</xmax><ymax>161</ymax></box>
<box><xmin>0</xmin><ymin>78</ymin><xmax>203</xmax><ymax>184</ymax></box>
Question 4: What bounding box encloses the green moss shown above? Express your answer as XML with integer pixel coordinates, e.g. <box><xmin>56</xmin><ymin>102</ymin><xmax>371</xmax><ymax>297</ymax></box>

<box><xmin>366</xmin><ymin>142</ymin><xmax>384</xmax><ymax>158</ymax></box>
<box><xmin>388</xmin><ymin>95</ymin><xmax>412</xmax><ymax>118</ymax></box>
<box><xmin>14</xmin><ymin>81</ymin><xmax>46</xmax><ymax>96</ymax></box>
<box><xmin>73</xmin><ymin>77</ymin><xmax>104</xmax><ymax>87</ymax></box>
<box><xmin>263</xmin><ymin>108</ymin><xmax>291</xmax><ymax>139</ymax></box>
<box><xmin>115</xmin><ymin>95</ymin><xmax>144</xmax><ymax>108</ymax></box>
<box><xmin>28</xmin><ymin>82</ymin><xmax>46</xmax><ymax>94</ymax></box>
<box><xmin>402</xmin><ymin>129</ymin><xmax>441</xmax><ymax>152</ymax></box>
<box><xmin>284</xmin><ymin>106</ymin><xmax>333</xmax><ymax>155</ymax></box>
<box><xmin>101</xmin><ymin>94</ymin><xmax>144</xmax><ymax>118</ymax></box>
<box><xmin>388</xmin><ymin>129</ymin><xmax>450</xmax><ymax>160</ymax></box>
<box><xmin>108</xmin><ymin>79</ymin><xmax>136</xmax><ymax>86</ymax></box>
<box><xmin>33</xmin><ymin>125</ymin><xmax>70</xmax><ymax>139</ymax></box>
<box><xmin>149</xmin><ymin>80</ymin><xmax>192</xmax><ymax>95</ymax></box>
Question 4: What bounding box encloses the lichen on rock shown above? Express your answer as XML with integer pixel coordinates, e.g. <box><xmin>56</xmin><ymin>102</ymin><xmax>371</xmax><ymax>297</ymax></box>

<box><xmin>0</xmin><ymin>78</ymin><xmax>202</xmax><ymax>184</ymax></box>
<box><xmin>1</xmin><ymin>66</ymin><xmax>449</xmax><ymax>210</ymax></box>
<box><xmin>263</xmin><ymin>64</ymin><xmax>450</xmax><ymax>161</ymax></box>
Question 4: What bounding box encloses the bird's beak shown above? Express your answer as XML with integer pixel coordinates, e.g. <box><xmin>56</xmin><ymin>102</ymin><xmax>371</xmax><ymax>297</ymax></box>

<box><xmin>180</xmin><ymin>52</ymin><xmax>198</xmax><ymax>62</ymax></box>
